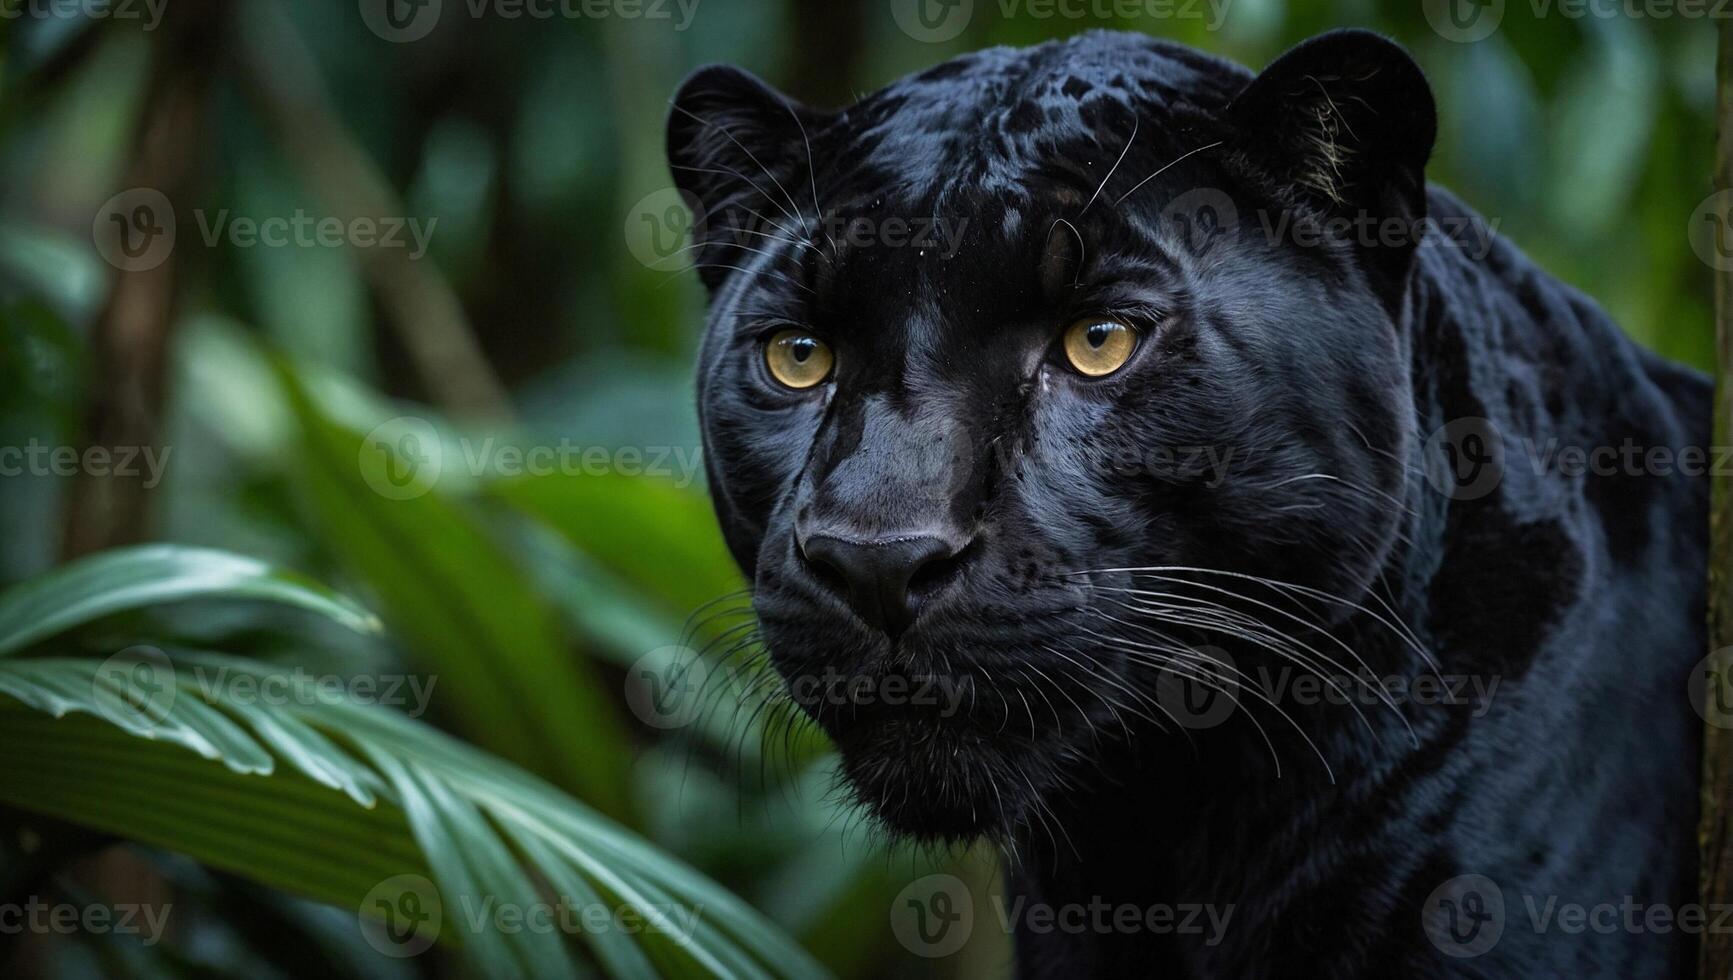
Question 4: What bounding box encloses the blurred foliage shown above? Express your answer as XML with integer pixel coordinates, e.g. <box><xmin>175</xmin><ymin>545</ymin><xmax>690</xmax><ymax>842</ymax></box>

<box><xmin>0</xmin><ymin>0</ymin><xmax>1717</xmax><ymax>977</ymax></box>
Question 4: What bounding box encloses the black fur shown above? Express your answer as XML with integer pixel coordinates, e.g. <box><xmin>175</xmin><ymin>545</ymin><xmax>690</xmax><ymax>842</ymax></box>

<box><xmin>667</xmin><ymin>30</ymin><xmax>1710</xmax><ymax>977</ymax></box>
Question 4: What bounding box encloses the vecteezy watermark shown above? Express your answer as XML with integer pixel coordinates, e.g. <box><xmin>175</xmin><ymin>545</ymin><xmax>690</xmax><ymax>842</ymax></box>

<box><xmin>193</xmin><ymin>209</ymin><xmax>437</xmax><ymax>260</ymax></box>
<box><xmin>624</xmin><ymin>188</ymin><xmax>707</xmax><ymax>271</ymax></box>
<box><xmin>783</xmin><ymin>430</ymin><xmax>1238</xmax><ymax>500</ymax></box>
<box><xmin>92</xmin><ymin>647</ymin><xmax>438</xmax><ymax>732</ymax></box>
<box><xmin>1423</xmin><ymin>873</ymin><xmax>1733</xmax><ymax>958</ymax></box>
<box><xmin>1423</xmin><ymin>874</ymin><xmax>1506</xmax><ymax>957</ymax></box>
<box><xmin>1423</xmin><ymin>417</ymin><xmax>1733</xmax><ymax>501</ymax></box>
<box><xmin>997</xmin><ymin>0</ymin><xmax>1232</xmax><ymax>30</ymax></box>
<box><xmin>625</xmin><ymin>190</ymin><xmax>973</xmax><ymax>272</ymax></box>
<box><xmin>1151</xmin><ymin>644</ymin><xmax>1242</xmax><ymax>730</ymax></box>
<box><xmin>1528</xmin><ymin>0</ymin><xmax>1733</xmax><ymax>15</ymax></box>
<box><xmin>1523</xmin><ymin>440</ymin><xmax>1733</xmax><ymax>480</ymax></box>
<box><xmin>620</xmin><ymin>647</ymin><xmax>972</xmax><ymax>729</ymax></box>
<box><xmin>891</xmin><ymin>0</ymin><xmax>1232</xmax><ymax>43</ymax></box>
<box><xmin>1084</xmin><ymin>443</ymin><xmax>1238</xmax><ymax>488</ymax></box>
<box><xmin>1151</xmin><ymin>646</ymin><xmax>1502</xmax><ymax>730</ymax></box>
<box><xmin>358</xmin><ymin>874</ymin><xmax>701</xmax><ymax>958</ymax></box>
<box><xmin>890</xmin><ymin>0</ymin><xmax>975</xmax><ymax>42</ymax></box>
<box><xmin>0</xmin><ymin>0</ymin><xmax>166</xmax><ymax>30</ymax></box>
<box><xmin>0</xmin><ymin>440</ymin><xmax>173</xmax><ymax>488</ymax></box>
<box><xmin>996</xmin><ymin>896</ymin><xmax>1233</xmax><ymax>945</ymax></box>
<box><xmin>93</xmin><ymin>188</ymin><xmax>175</xmax><ymax>272</ymax></box>
<box><xmin>889</xmin><ymin>873</ymin><xmax>1233</xmax><ymax>957</ymax></box>
<box><xmin>358</xmin><ymin>416</ymin><xmax>443</xmax><ymax>500</ymax></box>
<box><xmin>1423</xmin><ymin>417</ymin><xmax>1506</xmax><ymax>501</ymax></box>
<box><xmin>93</xmin><ymin>646</ymin><xmax>178</xmax><ymax>730</ymax></box>
<box><xmin>1691</xmin><ymin>189</ymin><xmax>1733</xmax><ymax>272</ymax></box>
<box><xmin>1154</xmin><ymin>189</ymin><xmax>1502</xmax><ymax>262</ymax></box>
<box><xmin>189</xmin><ymin>664</ymin><xmax>438</xmax><ymax>718</ymax></box>
<box><xmin>0</xmin><ymin>897</ymin><xmax>172</xmax><ymax>945</ymax></box>
<box><xmin>1423</xmin><ymin>0</ymin><xmax>1507</xmax><ymax>42</ymax></box>
<box><xmin>783</xmin><ymin>667</ymin><xmax>970</xmax><ymax>717</ymax></box>
<box><xmin>358</xmin><ymin>0</ymin><xmax>700</xmax><ymax>42</ymax></box>
<box><xmin>1689</xmin><ymin>647</ymin><xmax>1733</xmax><ymax>729</ymax></box>
<box><xmin>1426</xmin><ymin>0</ymin><xmax>1732</xmax><ymax>42</ymax></box>
<box><xmin>452</xmin><ymin>895</ymin><xmax>700</xmax><ymax>939</ymax></box>
<box><xmin>360</xmin><ymin>875</ymin><xmax>443</xmax><ymax>958</ymax></box>
<box><xmin>623</xmin><ymin>645</ymin><xmax>712</xmax><ymax>730</ymax></box>
<box><xmin>1252</xmin><ymin>210</ymin><xmax>1501</xmax><ymax>262</ymax></box>
<box><xmin>1159</xmin><ymin>187</ymin><xmax>1239</xmax><ymax>259</ymax></box>
<box><xmin>93</xmin><ymin>189</ymin><xmax>437</xmax><ymax>271</ymax></box>
<box><xmin>891</xmin><ymin>874</ymin><xmax>975</xmax><ymax>957</ymax></box>
<box><xmin>356</xmin><ymin>417</ymin><xmax>705</xmax><ymax>500</ymax></box>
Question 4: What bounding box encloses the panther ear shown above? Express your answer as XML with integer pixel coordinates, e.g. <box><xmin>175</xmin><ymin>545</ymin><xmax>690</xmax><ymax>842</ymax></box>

<box><xmin>1224</xmin><ymin>30</ymin><xmax>1436</xmax><ymax>280</ymax></box>
<box><xmin>667</xmin><ymin>65</ymin><xmax>822</xmax><ymax>293</ymax></box>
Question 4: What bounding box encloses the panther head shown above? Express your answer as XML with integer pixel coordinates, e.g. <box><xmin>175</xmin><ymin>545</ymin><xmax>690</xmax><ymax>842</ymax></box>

<box><xmin>666</xmin><ymin>30</ymin><xmax>1436</xmax><ymax>843</ymax></box>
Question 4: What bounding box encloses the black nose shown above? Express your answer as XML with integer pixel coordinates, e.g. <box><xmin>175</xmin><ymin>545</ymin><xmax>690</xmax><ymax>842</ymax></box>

<box><xmin>800</xmin><ymin>534</ymin><xmax>965</xmax><ymax>636</ymax></box>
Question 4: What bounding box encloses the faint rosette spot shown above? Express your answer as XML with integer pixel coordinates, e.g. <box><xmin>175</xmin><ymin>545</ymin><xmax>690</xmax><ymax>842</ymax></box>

<box><xmin>624</xmin><ymin>645</ymin><xmax>711</xmax><ymax>730</ymax></box>
<box><xmin>92</xmin><ymin>645</ymin><xmax>177</xmax><ymax>731</ymax></box>
<box><xmin>890</xmin><ymin>873</ymin><xmax>973</xmax><ymax>958</ymax></box>
<box><xmin>1422</xmin><ymin>0</ymin><xmax>1504</xmax><ymax>43</ymax></box>
<box><xmin>1422</xmin><ymin>417</ymin><xmax>1504</xmax><ymax>501</ymax></box>
<box><xmin>358</xmin><ymin>0</ymin><xmax>443</xmax><ymax>43</ymax></box>
<box><xmin>1159</xmin><ymin>187</ymin><xmax>1238</xmax><ymax>260</ymax></box>
<box><xmin>359</xmin><ymin>873</ymin><xmax>443</xmax><ymax>958</ymax></box>
<box><xmin>1689</xmin><ymin>647</ymin><xmax>1733</xmax><ymax>729</ymax></box>
<box><xmin>1421</xmin><ymin>874</ymin><xmax>1504</xmax><ymax>958</ymax></box>
<box><xmin>906</xmin><ymin>415</ymin><xmax>974</xmax><ymax>504</ymax></box>
<box><xmin>625</xmin><ymin>187</ymin><xmax>708</xmax><ymax>271</ymax></box>
<box><xmin>890</xmin><ymin>0</ymin><xmax>973</xmax><ymax>43</ymax></box>
<box><xmin>358</xmin><ymin>416</ymin><xmax>443</xmax><ymax>501</ymax></box>
<box><xmin>1689</xmin><ymin>189</ymin><xmax>1733</xmax><ymax>272</ymax></box>
<box><xmin>92</xmin><ymin>188</ymin><xmax>175</xmax><ymax>272</ymax></box>
<box><xmin>1151</xmin><ymin>643</ymin><xmax>1239</xmax><ymax>730</ymax></box>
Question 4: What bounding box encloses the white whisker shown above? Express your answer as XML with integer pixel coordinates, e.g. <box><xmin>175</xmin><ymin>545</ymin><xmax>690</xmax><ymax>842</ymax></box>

<box><xmin>1112</xmin><ymin>140</ymin><xmax>1223</xmax><ymax>207</ymax></box>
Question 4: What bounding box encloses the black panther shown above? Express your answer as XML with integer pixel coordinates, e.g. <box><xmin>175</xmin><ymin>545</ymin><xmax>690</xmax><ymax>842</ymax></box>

<box><xmin>665</xmin><ymin>29</ymin><xmax>1711</xmax><ymax>977</ymax></box>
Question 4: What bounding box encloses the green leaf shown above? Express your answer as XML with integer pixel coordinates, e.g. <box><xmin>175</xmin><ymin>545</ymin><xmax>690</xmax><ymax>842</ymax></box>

<box><xmin>273</xmin><ymin>361</ymin><xmax>634</xmax><ymax>820</ymax></box>
<box><xmin>0</xmin><ymin>654</ymin><xmax>831</xmax><ymax>980</ymax></box>
<box><xmin>0</xmin><ymin>544</ymin><xmax>381</xmax><ymax>657</ymax></box>
<box><xmin>494</xmin><ymin>470</ymin><xmax>743</xmax><ymax>620</ymax></box>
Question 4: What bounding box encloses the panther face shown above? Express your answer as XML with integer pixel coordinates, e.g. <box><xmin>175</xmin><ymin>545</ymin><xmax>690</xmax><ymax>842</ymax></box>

<box><xmin>668</xmin><ymin>30</ymin><xmax>1435</xmax><ymax>843</ymax></box>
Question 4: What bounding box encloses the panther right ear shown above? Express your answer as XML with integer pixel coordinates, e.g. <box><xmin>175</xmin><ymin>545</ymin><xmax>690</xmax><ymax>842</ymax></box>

<box><xmin>1223</xmin><ymin>30</ymin><xmax>1436</xmax><ymax>284</ymax></box>
<box><xmin>666</xmin><ymin>66</ymin><xmax>824</xmax><ymax>292</ymax></box>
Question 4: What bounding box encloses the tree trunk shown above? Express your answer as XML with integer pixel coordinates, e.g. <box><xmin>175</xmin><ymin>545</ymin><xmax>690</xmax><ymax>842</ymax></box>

<box><xmin>1701</xmin><ymin>17</ymin><xmax>1733</xmax><ymax>980</ymax></box>
<box><xmin>59</xmin><ymin>5</ymin><xmax>223</xmax><ymax>558</ymax></box>
<box><xmin>45</xmin><ymin>7</ymin><xmax>227</xmax><ymax>969</ymax></box>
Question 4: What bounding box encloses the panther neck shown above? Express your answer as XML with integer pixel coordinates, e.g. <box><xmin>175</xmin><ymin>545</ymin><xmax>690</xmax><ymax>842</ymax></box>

<box><xmin>1001</xmin><ymin>205</ymin><xmax>1710</xmax><ymax>975</ymax></box>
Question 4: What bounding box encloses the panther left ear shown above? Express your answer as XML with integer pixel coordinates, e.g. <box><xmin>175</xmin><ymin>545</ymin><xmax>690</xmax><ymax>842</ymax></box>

<box><xmin>1224</xmin><ymin>30</ymin><xmax>1436</xmax><ymax>277</ymax></box>
<box><xmin>666</xmin><ymin>65</ymin><xmax>825</xmax><ymax>294</ymax></box>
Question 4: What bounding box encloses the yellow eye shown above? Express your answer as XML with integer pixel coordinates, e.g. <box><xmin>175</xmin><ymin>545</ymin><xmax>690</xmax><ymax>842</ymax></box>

<box><xmin>1061</xmin><ymin>319</ymin><xmax>1137</xmax><ymax>377</ymax></box>
<box><xmin>765</xmin><ymin>329</ymin><xmax>834</xmax><ymax>389</ymax></box>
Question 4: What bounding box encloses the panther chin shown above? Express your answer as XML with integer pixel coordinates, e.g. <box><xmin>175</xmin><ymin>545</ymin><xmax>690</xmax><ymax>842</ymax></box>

<box><xmin>831</xmin><ymin>710</ymin><xmax>1043</xmax><ymax>843</ymax></box>
<box><xmin>788</xmin><ymin>659</ymin><xmax>1102</xmax><ymax>845</ymax></box>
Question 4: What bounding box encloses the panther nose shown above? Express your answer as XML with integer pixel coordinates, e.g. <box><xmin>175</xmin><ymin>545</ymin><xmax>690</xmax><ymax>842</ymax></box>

<box><xmin>800</xmin><ymin>533</ymin><xmax>966</xmax><ymax>636</ymax></box>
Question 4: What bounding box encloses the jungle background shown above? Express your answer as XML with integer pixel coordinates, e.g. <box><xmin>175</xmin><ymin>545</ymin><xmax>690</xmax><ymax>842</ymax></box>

<box><xmin>0</xmin><ymin>0</ymin><xmax>1719</xmax><ymax>977</ymax></box>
